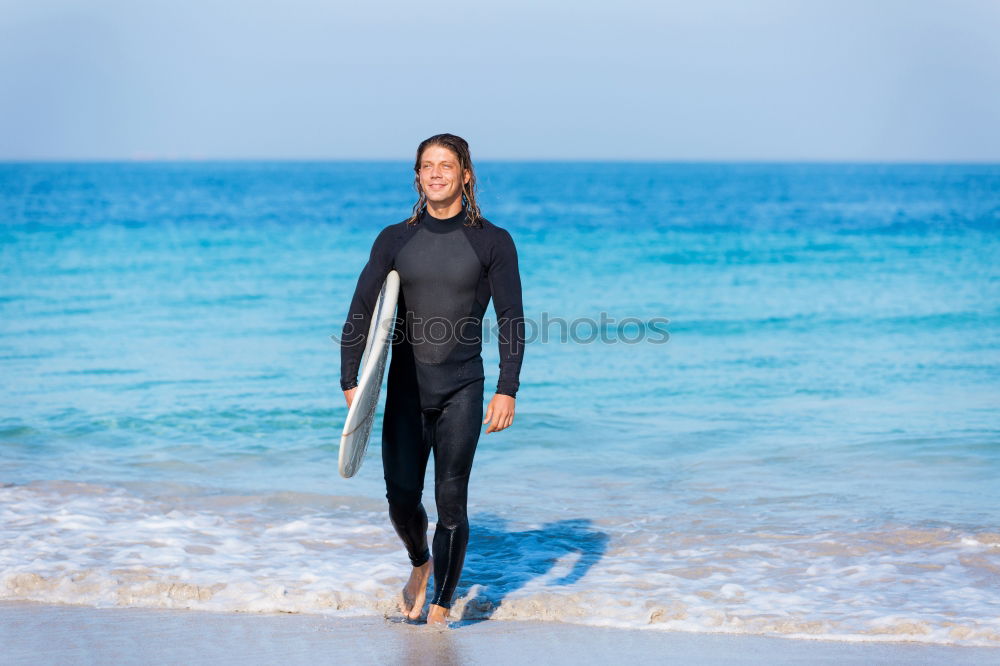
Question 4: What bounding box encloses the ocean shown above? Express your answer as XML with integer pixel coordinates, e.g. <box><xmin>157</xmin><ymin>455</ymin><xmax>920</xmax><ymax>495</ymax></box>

<box><xmin>1</xmin><ymin>161</ymin><xmax>998</xmax><ymax>645</ymax></box>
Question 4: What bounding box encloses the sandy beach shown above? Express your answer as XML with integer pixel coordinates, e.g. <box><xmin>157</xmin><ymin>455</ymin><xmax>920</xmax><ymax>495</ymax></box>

<box><xmin>3</xmin><ymin>601</ymin><xmax>998</xmax><ymax>665</ymax></box>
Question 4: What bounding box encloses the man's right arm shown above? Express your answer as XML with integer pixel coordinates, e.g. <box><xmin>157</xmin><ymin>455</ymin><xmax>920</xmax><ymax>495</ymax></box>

<box><xmin>339</xmin><ymin>226</ymin><xmax>395</xmax><ymax>391</ymax></box>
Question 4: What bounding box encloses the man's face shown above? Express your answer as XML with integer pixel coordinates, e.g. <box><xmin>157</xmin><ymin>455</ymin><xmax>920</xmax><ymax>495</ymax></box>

<box><xmin>418</xmin><ymin>145</ymin><xmax>471</xmax><ymax>205</ymax></box>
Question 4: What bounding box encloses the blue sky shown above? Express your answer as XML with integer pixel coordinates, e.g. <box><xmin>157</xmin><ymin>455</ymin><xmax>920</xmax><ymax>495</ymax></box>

<box><xmin>1</xmin><ymin>0</ymin><xmax>998</xmax><ymax>161</ymax></box>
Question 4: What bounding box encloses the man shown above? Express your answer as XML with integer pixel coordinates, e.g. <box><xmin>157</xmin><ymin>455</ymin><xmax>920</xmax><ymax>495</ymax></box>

<box><xmin>340</xmin><ymin>133</ymin><xmax>525</xmax><ymax>626</ymax></box>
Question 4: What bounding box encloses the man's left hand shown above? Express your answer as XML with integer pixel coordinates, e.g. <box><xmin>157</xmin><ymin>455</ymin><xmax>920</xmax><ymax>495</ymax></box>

<box><xmin>483</xmin><ymin>394</ymin><xmax>515</xmax><ymax>434</ymax></box>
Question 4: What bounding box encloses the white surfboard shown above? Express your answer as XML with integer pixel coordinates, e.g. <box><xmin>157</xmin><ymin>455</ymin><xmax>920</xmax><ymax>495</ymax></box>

<box><xmin>338</xmin><ymin>270</ymin><xmax>400</xmax><ymax>478</ymax></box>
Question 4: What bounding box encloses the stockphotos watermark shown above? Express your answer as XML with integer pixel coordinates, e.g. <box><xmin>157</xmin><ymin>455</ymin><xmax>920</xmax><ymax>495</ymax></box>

<box><xmin>332</xmin><ymin>312</ymin><xmax>670</xmax><ymax>347</ymax></box>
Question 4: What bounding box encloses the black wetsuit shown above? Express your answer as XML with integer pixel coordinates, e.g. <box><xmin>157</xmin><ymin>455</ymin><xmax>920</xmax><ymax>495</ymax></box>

<box><xmin>340</xmin><ymin>205</ymin><xmax>524</xmax><ymax>609</ymax></box>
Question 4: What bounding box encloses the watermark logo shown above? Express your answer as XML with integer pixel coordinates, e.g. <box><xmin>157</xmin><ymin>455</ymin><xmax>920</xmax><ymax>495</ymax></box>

<box><xmin>333</xmin><ymin>312</ymin><xmax>670</xmax><ymax>347</ymax></box>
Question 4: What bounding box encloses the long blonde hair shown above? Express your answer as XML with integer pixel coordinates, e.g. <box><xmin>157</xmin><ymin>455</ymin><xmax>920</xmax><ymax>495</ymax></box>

<box><xmin>406</xmin><ymin>133</ymin><xmax>483</xmax><ymax>228</ymax></box>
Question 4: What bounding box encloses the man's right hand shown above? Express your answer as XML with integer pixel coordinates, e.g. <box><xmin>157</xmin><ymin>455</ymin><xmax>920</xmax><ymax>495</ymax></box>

<box><xmin>344</xmin><ymin>387</ymin><xmax>357</xmax><ymax>408</ymax></box>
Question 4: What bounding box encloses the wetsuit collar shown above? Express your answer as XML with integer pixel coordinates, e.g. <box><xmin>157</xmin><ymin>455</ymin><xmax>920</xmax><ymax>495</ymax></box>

<box><xmin>420</xmin><ymin>206</ymin><xmax>466</xmax><ymax>233</ymax></box>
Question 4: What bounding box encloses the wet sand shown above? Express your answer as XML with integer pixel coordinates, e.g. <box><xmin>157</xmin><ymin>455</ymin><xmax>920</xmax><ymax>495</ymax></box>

<box><xmin>3</xmin><ymin>601</ymin><xmax>998</xmax><ymax>665</ymax></box>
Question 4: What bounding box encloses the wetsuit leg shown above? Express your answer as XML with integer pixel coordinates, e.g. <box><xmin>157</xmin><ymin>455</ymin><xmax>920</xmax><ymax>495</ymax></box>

<box><xmin>425</xmin><ymin>377</ymin><xmax>485</xmax><ymax>609</ymax></box>
<box><xmin>382</xmin><ymin>343</ymin><xmax>432</xmax><ymax>568</ymax></box>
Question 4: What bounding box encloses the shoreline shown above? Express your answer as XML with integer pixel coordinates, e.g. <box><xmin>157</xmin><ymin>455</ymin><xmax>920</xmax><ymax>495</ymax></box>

<box><xmin>3</xmin><ymin>601</ymin><xmax>998</xmax><ymax>665</ymax></box>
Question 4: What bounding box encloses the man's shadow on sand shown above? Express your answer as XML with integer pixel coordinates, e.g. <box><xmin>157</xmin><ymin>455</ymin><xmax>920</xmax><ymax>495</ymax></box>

<box><xmin>449</xmin><ymin>514</ymin><xmax>609</xmax><ymax>625</ymax></box>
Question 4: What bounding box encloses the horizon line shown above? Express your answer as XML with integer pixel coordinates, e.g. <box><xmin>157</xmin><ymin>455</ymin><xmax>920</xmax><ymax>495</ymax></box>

<box><xmin>2</xmin><ymin>157</ymin><xmax>1000</xmax><ymax>166</ymax></box>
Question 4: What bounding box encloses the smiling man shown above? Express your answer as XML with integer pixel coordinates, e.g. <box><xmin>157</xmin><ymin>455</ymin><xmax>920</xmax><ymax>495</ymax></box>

<box><xmin>340</xmin><ymin>134</ymin><xmax>525</xmax><ymax>626</ymax></box>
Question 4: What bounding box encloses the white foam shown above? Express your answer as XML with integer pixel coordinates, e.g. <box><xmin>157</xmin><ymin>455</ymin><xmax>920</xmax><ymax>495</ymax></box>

<box><xmin>2</xmin><ymin>481</ymin><xmax>1000</xmax><ymax>646</ymax></box>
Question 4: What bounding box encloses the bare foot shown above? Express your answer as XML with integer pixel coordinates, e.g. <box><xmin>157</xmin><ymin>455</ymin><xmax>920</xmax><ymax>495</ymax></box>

<box><xmin>400</xmin><ymin>558</ymin><xmax>433</xmax><ymax>620</ymax></box>
<box><xmin>425</xmin><ymin>603</ymin><xmax>449</xmax><ymax>626</ymax></box>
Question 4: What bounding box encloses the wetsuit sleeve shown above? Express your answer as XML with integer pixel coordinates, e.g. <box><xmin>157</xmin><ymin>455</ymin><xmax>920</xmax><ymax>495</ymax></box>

<box><xmin>339</xmin><ymin>226</ymin><xmax>395</xmax><ymax>391</ymax></box>
<box><xmin>488</xmin><ymin>228</ymin><xmax>525</xmax><ymax>398</ymax></box>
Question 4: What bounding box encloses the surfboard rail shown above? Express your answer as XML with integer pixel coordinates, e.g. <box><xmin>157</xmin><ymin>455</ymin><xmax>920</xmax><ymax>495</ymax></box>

<box><xmin>338</xmin><ymin>270</ymin><xmax>400</xmax><ymax>478</ymax></box>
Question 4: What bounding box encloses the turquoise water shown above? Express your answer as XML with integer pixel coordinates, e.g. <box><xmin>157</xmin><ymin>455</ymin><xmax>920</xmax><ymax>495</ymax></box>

<box><xmin>2</xmin><ymin>162</ymin><xmax>999</xmax><ymax>643</ymax></box>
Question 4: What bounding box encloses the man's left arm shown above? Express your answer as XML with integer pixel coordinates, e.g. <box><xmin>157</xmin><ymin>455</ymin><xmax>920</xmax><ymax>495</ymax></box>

<box><xmin>483</xmin><ymin>226</ymin><xmax>523</xmax><ymax>434</ymax></box>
